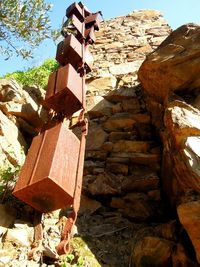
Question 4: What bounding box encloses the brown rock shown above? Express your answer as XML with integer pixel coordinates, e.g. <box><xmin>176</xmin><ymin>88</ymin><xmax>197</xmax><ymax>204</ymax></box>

<box><xmin>130</xmin><ymin>153</ymin><xmax>160</xmax><ymax>165</ymax></box>
<box><xmin>84</xmin><ymin>160</ymin><xmax>105</xmax><ymax>175</ymax></box>
<box><xmin>86</xmin><ymin>95</ymin><xmax>113</xmax><ymax>118</ymax></box>
<box><xmin>106</xmin><ymin>162</ymin><xmax>129</xmax><ymax>175</ymax></box>
<box><xmin>164</xmin><ymin>101</ymin><xmax>200</xmax><ymax>146</ymax></box>
<box><xmin>121</xmin><ymin>99</ymin><xmax>141</xmax><ymax>113</ymax></box>
<box><xmin>103</xmin><ymin>113</ymin><xmax>136</xmax><ymax>132</ymax></box>
<box><xmin>0</xmin><ymin>110</ymin><xmax>26</xmax><ymax>168</ymax></box>
<box><xmin>87</xmin><ymin>75</ymin><xmax>117</xmax><ymax>92</ymax></box>
<box><xmin>131</xmin><ymin>113</ymin><xmax>151</xmax><ymax>123</ymax></box>
<box><xmin>88</xmin><ymin>172</ymin><xmax>123</xmax><ymax>195</ymax></box>
<box><xmin>138</xmin><ymin>24</ymin><xmax>200</xmax><ymax>102</ymax></box>
<box><xmin>0</xmin><ymin>101</ymin><xmax>46</xmax><ymax>130</ymax></box>
<box><xmin>0</xmin><ymin>78</ymin><xmax>23</xmax><ymax>102</ymax></box>
<box><xmin>86</xmin><ymin>123</ymin><xmax>108</xmax><ymax>150</ymax></box>
<box><xmin>101</xmin><ymin>142</ymin><xmax>113</xmax><ymax>152</ymax></box>
<box><xmin>107</xmin><ymin>157</ymin><xmax>130</xmax><ymax>164</ymax></box>
<box><xmin>155</xmin><ymin>220</ymin><xmax>177</xmax><ymax>241</ymax></box>
<box><xmin>172</xmin><ymin>243</ymin><xmax>198</xmax><ymax>267</ymax></box>
<box><xmin>148</xmin><ymin>190</ymin><xmax>161</xmax><ymax>201</ymax></box>
<box><xmin>79</xmin><ymin>195</ymin><xmax>101</xmax><ymax>215</ymax></box>
<box><xmin>109</xmin><ymin>60</ymin><xmax>143</xmax><ymax>75</ymax></box>
<box><xmin>146</xmin><ymin>97</ymin><xmax>164</xmax><ymax>129</ymax></box>
<box><xmin>177</xmin><ymin>200</ymin><xmax>200</xmax><ymax>263</ymax></box>
<box><xmin>121</xmin><ymin>172</ymin><xmax>159</xmax><ymax>193</ymax></box>
<box><xmin>134</xmin><ymin>44</ymin><xmax>153</xmax><ymax>54</ymax></box>
<box><xmin>108</xmin><ymin>132</ymin><xmax>132</xmax><ymax>142</ymax></box>
<box><xmin>113</xmin><ymin>140</ymin><xmax>151</xmax><ymax>153</ymax></box>
<box><xmin>132</xmin><ymin>236</ymin><xmax>173</xmax><ymax>267</ymax></box>
<box><xmin>163</xmin><ymin>134</ymin><xmax>200</xmax><ymax>195</ymax></box>
<box><xmin>112</xmin><ymin>103</ymin><xmax>122</xmax><ymax>113</ymax></box>
<box><xmin>104</xmin><ymin>87</ymin><xmax>137</xmax><ymax>103</ymax></box>
<box><xmin>129</xmin><ymin>10</ymin><xmax>162</xmax><ymax>20</ymax></box>
<box><xmin>85</xmin><ymin>150</ymin><xmax>108</xmax><ymax>160</ymax></box>
<box><xmin>0</xmin><ymin>79</ymin><xmax>48</xmax><ymax>130</ymax></box>
<box><xmin>111</xmin><ymin>193</ymin><xmax>153</xmax><ymax>221</ymax></box>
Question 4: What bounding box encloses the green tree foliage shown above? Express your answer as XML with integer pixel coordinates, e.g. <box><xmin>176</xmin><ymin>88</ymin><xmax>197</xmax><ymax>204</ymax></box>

<box><xmin>0</xmin><ymin>0</ymin><xmax>54</xmax><ymax>59</ymax></box>
<box><xmin>2</xmin><ymin>58</ymin><xmax>58</xmax><ymax>89</ymax></box>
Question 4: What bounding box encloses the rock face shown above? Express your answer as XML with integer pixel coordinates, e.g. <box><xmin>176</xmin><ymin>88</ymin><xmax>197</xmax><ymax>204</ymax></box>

<box><xmin>0</xmin><ymin>78</ymin><xmax>48</xmax><ymax>188</ymax></box>
<box><xmin>132</xmin><ymin>236</ymin><xmax>173</xmax><ymax>267</ymax></box>
<box><xmin>139</xmin><ymin>23</ymin><xmax>200</xmax><ymax>264</ymax></box>
<box><xmin>138</xmin><ymin>23</ymin><xmax>200</xmax><ymax>103</ymax></box>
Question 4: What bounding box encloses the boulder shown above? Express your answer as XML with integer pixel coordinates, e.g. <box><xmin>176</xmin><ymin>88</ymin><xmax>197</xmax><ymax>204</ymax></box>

<box><xmin>138</xmin><ymin>24</ymin><xmax>200</xmax><ymax>102</ymax></box>
<box><xmin>0</xmin><ymin>110</ymin><xmax>26</xmax><ymax>169</ymax></box>
<box><xmin>87</xmin><ymin>172</ymin><xmax>123</xmax><ymax>195</ymax></box>
<box><xmin>0</xmin><ymin>78</ymin><xmax>48</xmax><ymax>131</ymax></box>
<box><xmin>0</xmin><ymin>78</ymin><xmax>23</xmax><ymax>102</ymax></box>
<box><xmin>162</xmin><ymin>100</ymin><xmax>200</xmax><ymax>197</ymax></box>
<box><xmin>5</xmin><ymin>226</ymin><xmax>33</xmax><ymax>247</ymax></box>
<box><xmin>177</xmin><ymin>200</ymin><xmax>200</xmax><ymax>263</ymax></box>
<box><xmin>111</xmin><ymin>193</ymin><xmax>154</xmax><ymax>221</ymax></box>
<box><xmin>132</xmin><ymin>236</ymin><xmax>173</xmax><ymax>267</ymax></box>
<box><xmin>172</xmin><ymin>243</ymin><xmax>198</xmax><ymax>267</ymax></box>
<box><xmin>164</xmin><ymin>101</ymin><xmax>200</xmax><ymax>146</ymax></box>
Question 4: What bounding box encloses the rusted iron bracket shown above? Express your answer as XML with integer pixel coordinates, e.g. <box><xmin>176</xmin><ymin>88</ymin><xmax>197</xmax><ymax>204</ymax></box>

<box><xmin>13</xmin><ymin>1</ymin><xmax>101</xmax><ymax>256</ymax></box>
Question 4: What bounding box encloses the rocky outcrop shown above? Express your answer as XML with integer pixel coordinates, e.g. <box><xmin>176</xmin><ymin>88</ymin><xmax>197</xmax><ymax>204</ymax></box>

<box><xmin>138</xmin><ymin>23</ymin><xmax>200</xmax><ymax>103</ymax></box>
<box><xmin>0</xmin><ymin>78</ymin><xmax>48</xmax><ymax>191</ymax></box>
<box><xmin>139</xmin><ymin>23</ymin><xmax>200</xmax><ymax>264</ymax></box>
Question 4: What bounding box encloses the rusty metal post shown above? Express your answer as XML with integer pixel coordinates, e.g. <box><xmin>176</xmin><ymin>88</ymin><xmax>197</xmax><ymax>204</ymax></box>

<box><xmin>12</xmin><ymin>1</ymin><xmax>101</xmax><ymax>256</ymax></box>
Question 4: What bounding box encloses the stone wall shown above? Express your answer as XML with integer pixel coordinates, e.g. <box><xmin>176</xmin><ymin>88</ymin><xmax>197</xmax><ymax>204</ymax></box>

<box><xmin>82</xmin><ymin>10</ymin><xmax>171</xmax><ymax>217</ymax></box>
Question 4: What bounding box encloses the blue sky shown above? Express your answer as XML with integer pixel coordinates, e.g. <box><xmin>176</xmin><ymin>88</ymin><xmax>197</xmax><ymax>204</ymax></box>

<box><xmin>1</xmin><ymin>0</ymin><xmax>200</xmax><ymax>76</ymax></box>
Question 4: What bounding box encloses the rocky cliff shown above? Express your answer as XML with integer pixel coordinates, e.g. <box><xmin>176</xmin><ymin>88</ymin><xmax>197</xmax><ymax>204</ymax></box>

<box><xmin>139</xmin><ymin>22</ymin><xmax>200</xmax><ymax>265</ymax></box>
<box><xmin>0</xmin><ymin>9</ymin><xmax>199</xmax><ymax>267</ymax></box>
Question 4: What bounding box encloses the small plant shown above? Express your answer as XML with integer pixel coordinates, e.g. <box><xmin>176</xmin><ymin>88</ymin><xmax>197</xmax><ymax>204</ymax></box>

<box><xmin>60</xmin><ymin>253</ymin><xmax>85</xmax><ymax>267</ymax></box>
<box><xmin>0</xmin><ymin>164</ymin><xmax>21</xmax><ymax>202</ymax></box>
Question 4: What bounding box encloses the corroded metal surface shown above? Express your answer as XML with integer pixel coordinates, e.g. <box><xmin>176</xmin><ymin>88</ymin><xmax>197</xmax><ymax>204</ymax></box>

<box><xmin>85</xmin><ymin>13</ymin><xmax>101</xmax><ymax>31</ymax></box>
<box><xmin>56</xmin><ymin>34</ymin><xmax>82</xmax><ymax>68</ymax></box>
<box><xmin>45</xmin><ymin>64</ymin><xmax>83</xmax><ymax>116</ymax></box>
<box><xmin>13</xmin><ymin>123</ymin><xmax>80</xmax><ymax>212</ymax></box>
<box><xmin>66</xmin><ymin>2</ymin><xmax>85</xmax><ymax>22</ymax></box>
<box><xmin>85</xmin><ymin>26</ymin><xmax>96</xmax><ymax>44</ymax></box>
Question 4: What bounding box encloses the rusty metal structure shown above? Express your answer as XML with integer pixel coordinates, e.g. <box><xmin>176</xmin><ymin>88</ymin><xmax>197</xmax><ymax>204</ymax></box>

<box><xmin>13</xmin><ymin>2</ymin><xmax>101</xmax><ymax>255</ymax></box>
